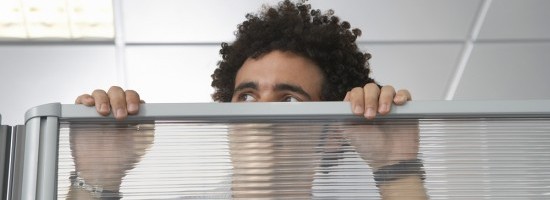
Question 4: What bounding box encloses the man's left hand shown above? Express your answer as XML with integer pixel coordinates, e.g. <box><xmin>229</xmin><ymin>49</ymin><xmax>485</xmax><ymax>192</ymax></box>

<box><xmin>344</xmin><ymin>83</ymin><xmax>411</xmax><ymax>119</ymax></box>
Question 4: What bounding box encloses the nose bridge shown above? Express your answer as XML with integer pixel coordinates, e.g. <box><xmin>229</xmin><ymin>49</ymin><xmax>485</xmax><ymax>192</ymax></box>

<box><xmin>257</xmin><ymin>90</ymin><xmax>279</xmax><ymax>102</ymax></box>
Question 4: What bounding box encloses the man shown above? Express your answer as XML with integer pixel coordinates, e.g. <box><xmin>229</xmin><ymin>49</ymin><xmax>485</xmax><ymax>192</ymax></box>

<box><xmin>75</xmin><ymin>0</ymin><xmax>411</xmax><ymax>121</ymax></box>
<box><xmin>74</xmin><ymin>0</ymin><xmax>425</xmax><ymax>199</ymax></box>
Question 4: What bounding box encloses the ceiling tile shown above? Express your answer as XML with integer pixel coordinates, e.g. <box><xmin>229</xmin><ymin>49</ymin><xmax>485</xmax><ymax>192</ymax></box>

<box><xmin>478</xmin><ymin>0</ymin><xmax>550</xmax><ymax>40</ymax></box>
<box><xmin>123</xmin><ymin>0</ymin><xmax>279</xmax><ymax>43</ymax></box>
<box><xmin>311</xmin><ymin>0</ymin><xmax>481</xmax><ymax>41</ymax></box>
<box><xmin>123</xmin><ymin>0</ymin><xmax>481</xmax><ymax>43</ymax></box>
<box><xmin>360</xmin><ymin>43</ymin><xmax>463</xmax><ymax>100</ymax></box>
<box><xmin>454</xmin><ymin>42</ymin><xmax>550</xmax><ymax>100</ymax></box>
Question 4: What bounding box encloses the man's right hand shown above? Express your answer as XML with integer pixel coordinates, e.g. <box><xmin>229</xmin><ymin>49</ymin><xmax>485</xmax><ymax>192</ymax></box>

<box><xmin>75</xmin><ymin>86</ymin><xmax>142</xmax><ymax>120</ymax></box>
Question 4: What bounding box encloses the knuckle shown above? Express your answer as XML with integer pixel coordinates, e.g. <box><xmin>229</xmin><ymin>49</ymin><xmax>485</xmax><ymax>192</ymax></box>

<box><xmin>382</xmin><ymin>85</ymin><xmax>395</xmax><ymax>91</ymax></box>
<box><xmin>108</xmin><ymin>86</ymin><xmax>123</xmax><ymax>93</ymax></box>
<box><xmin>363</xmin><ymin>83</ymin><xmax>380</xmax><ymax>93</ymax></box>
<box><xmin>125</xmin><ymin>90</ymin><xmax>139</xmax><ymax>97</ymax></box>
<box><xmin>364</xmin><ymin>82</ymin><xmax>377</xmax><ymax>87</ymax></box>
<box><xmin>394</xmin><ymin>89</ymin><xmax>412</xmax><ymax>101</ymax></box>
<box><xmin>92</xmin><ymin>89</ymin><xmax>106</xmax><ymax>95</ymax></box>
<box><xmin>75</xmin><ymin>96</ymin><xmax>82</xmax><ymax>103</ymax></box>
<box><xmin>349</xmin><ymin>87</ymin><xmax>363</xmax><ymax>99</ymax></box>
<box><xmin>397</xmin><ymin>89</ymin><xmax>410</xmax><ymax>97</ymax></box>
<box><xmin>76</xmin><ymin>94</ymin><xmax>91</xmax><ymax>102</ymax></box>
<box><xmin>351</xmin><ymin>87</ymin><xmax>363</xmax><ymax>92</ymax></box>
<box><xmin>397</xmin><ymin>89</ymin><xmax>409</xmax><ymax>94</ymax></box>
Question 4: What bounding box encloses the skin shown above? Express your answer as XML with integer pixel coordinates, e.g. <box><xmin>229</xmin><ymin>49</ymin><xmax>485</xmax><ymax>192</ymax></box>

<box><xmin>75</xmin><ymin>50</ymin><xmax>411</xmax><ymax>120</ymax></box>
<box><xmin>347</xmin><ymin>121</ymin><xmax>428</xmax><ymax>199</ymax></box>
<box><xmin>231</xmin><ymin>51</ymin><xmax>324</xmax><ymax>103</ymax></box>
<box><xmin>67</xmin><ymin>125</ymin><xmax>154</xmax><ymax>198</ymax></box>
<box><xmin>73</xmin><ymin>51</ymin><xmax>422</xmax><ymax>198</ymax></box>
<box><xmin>228</xmin><ymin>123</ymin><xmax>324</xmax><ymax>198</ymax></box>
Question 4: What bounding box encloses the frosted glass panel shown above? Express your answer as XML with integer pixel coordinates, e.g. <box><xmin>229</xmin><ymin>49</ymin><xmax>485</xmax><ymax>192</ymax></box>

<box><xmin>56</xmin><ymin>118</ymin><xmax>550</xmax><ymax>199</ymax></box>
<box><xmin>1</xmin><ymin>124</ymin><xmax>10</xmax><ymax>199</ymax></box>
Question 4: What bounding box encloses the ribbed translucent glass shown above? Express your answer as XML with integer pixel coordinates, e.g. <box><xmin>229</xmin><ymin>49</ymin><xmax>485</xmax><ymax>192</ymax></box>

<box><xmin>57</xmin><ymin>118</ymin><xmax>550</xmax><ymax>199</ymax></box>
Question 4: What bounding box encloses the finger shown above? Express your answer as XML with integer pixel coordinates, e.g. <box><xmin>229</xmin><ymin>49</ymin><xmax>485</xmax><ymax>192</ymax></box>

<box><xmin>394</xmin><ymin>89</ymin><xmax>412</xmax><ymax>105</ymax></box>
<box><xmin>75</xmin><ymin>94</ymin><xmax>95</xmax><ymax>106</ymax></box>
<box><xmin>348</xmin><ymin>87</ymin><xmax>364</xmax><ymax>116</ymax></box>
<box><xmin>363</xmin><ymin>83</ymin><xmax>380</xmax><ymax>119</ymax></box>
<box><xmin>343</xmin><ymin>91</ymin><xmax>351</xmax><ymax>101</ymax></box>
<box><xmin>91</xmin><ymin>89</ymin><xmax>110</xmax><ymax>116</ymax></box>
<box><xmin>107</xmin><ymin>86</ymin><xmax>128</xmax><ymax>120</ymax></box>
<box><xmin>378</xmin><ymin>85</ymin><xmax>396</xmax><ymax>115</ymax></box>
<box><xmin>125</xmin><ymin>90</ymin><xmax>141</xmax><ymax>115</ymax></box>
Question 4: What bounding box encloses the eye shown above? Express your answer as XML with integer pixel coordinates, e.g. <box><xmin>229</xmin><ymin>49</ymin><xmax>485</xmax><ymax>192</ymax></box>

<box><xmin>282</xmin><ymin>96</ymin><xmax>300</xmax><ymax>102</ymax></box>
<box><xmin>238</xmin><ymin>94</ymin><xmax>257</xmax><ymax>102</ymax></box>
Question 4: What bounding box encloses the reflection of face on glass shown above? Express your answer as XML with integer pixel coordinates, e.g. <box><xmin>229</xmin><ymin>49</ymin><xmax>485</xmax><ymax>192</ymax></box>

<box><xmin>67</xmin><ymin>124</ymin><xmax>154</xmax><ymax>199</ymax></box>
<box><xmin>228</xmin><ymin>120</ymin><xmax>423</xmax><ymax>198</ymax></box>
<box><xmin>228</xmin><ymin>123</ymin><xmax>328</xmax><ymax>198</ymax></box>
<box><xmin>64</xmin><ymin>120</ymin><xmax>423</xmax><ymax>199</ymax></box>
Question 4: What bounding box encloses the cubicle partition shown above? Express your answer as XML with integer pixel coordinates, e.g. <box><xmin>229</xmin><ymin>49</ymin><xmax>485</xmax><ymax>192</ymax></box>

<box><xmin>10</xmin><ymin>101</ymin><xmax>550</xmax><ymax>199</ymax></box>
<box><xmin>1</xmin><ymin>115</ymin><xmax>10</xmax><ymax>199</ymax></box>
<box><xmin>2</xmin><ymin>114</ymin><xmax>25</xmax><ymax>200</ymax></box>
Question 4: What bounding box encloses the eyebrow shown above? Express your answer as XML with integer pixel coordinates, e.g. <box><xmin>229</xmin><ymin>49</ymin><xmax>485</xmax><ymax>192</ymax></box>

<box><xmin>234</xmin><ymin>81</ymin><xmax>312</xmax><ymax>101</ymax></box>
<box><xmin>234</xmin><ymin>81</ymin><xmax>258</xmax><ymax>92</ymax></box>
<box><xmin>274</xmin><ymin>83</ymin><xmax>312</xmax><ymax>100</ymax></box>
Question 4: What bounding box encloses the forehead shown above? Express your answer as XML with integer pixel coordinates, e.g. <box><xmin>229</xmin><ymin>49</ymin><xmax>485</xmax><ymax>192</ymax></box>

<box><xmin>236</xmin><ymin>50</ymin><xmax>324</xmax><ymax>84</ymax></box>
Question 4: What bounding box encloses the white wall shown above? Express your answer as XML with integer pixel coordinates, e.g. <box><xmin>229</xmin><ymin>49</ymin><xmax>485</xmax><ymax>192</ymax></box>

<box><xmin>1</xmin><ymin>0</ymin><xmax>550</xmax><ymax>125</ymax></box>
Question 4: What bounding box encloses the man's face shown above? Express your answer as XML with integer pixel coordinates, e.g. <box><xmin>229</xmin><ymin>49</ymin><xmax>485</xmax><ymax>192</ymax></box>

<box><xmin>231</xmin><ymin>50</ymin><xmax>324</xmax><ymax>102</ymax></box>
<box><xmin>229</xmin><ymin>50</ymin><xmax>325</xmax><ymax>197</ymax></box>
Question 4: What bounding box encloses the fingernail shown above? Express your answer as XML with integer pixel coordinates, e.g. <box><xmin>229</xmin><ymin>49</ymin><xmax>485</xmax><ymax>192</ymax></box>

<box><xmin>128</xmin><ymin>103</ymin><xmax>138</xmax><ymax>113</ymax></box>
<box><xmin>116</xmin><ymin>109</ymin><xmax>126</xmax><ymax>119</ymax></box>
<box><xmin>365</xmin><ymin>108</ymin><xmax>375</xmax><ymax>119</ymax></box>
<box><xmin>354</xmin><ymin>105</ymin><xmax>363</xmax><ymax>114</ymax></box>
<box><xmin>379</xmin><ymin>104</ymin><xmax>389</xmax><ymax>113</ymax></box>
<box><xmin>100</xmin><ymin>104</ymin><xmax>109</xmax><ymax>113</ymax></box>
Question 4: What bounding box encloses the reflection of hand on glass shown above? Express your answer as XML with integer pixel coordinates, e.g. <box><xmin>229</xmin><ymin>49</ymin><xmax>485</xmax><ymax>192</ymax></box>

<box><xmin>228</xmin><ymin>122</ymin><xmax>427</xmax><ymax>199</ymax></box>
<box><xmin>66</xmin><ymin>124</ymin><xmax>154</xmax><ymax>199</ymax></box>
<box><xmin>229</xmin><ymin>123</ymin><xmax>324</xmax><ymax>198</ymax></box>
<box><xmin>346</xmin><ymin>121</ymin><xmax>428</xmax><ymax>200</ymax></box>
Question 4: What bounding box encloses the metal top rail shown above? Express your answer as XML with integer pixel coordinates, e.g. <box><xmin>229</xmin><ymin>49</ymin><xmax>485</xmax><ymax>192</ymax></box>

<box><xmin>24</xmin><ymin>100</ymin><xmax>550</xmax><ymax>123</ymax></box>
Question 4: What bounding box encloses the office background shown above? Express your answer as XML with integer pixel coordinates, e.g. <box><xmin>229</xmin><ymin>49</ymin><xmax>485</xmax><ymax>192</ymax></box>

<box><xmin>1</xmin><ymin>0</ymin><xmax>549</xmax><ymax>125</ymax></box>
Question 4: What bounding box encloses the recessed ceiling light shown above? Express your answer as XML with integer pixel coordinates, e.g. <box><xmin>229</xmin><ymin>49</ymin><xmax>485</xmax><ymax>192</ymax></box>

<box><xmin>0</xmin><ymin>0</ymin><xmax>114</xmax><ymax>40</ymax></box>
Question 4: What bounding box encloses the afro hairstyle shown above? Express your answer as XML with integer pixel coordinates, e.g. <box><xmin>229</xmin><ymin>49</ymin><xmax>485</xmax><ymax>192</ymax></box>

<box><xmin>211</xmin><ymin>0</ymin><xmax>376</xmax><ymax>102</ymax></box>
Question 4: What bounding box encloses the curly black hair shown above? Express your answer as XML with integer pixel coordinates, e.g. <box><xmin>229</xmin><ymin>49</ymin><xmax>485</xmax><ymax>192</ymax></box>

<box><xmin>211</xmin><ymin>0</ymin><xmax>376</xmax><ymax>102</ymax></box>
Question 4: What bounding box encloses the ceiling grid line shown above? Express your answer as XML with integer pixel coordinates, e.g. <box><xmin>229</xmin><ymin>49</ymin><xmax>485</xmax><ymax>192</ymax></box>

<box><xmin>444</xmin><ymin>0</ymin><xmax>492</xmax><ymax>100</ymax></box>
<box><xmin>17</xmin><ymin>0</ymin><xmax>30</xmax><ymax>38</ymax></box>
<box><xmin>113</xmin><ymin>0</ymin><xmax>128</xmax><ymax>88</ymax></box>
